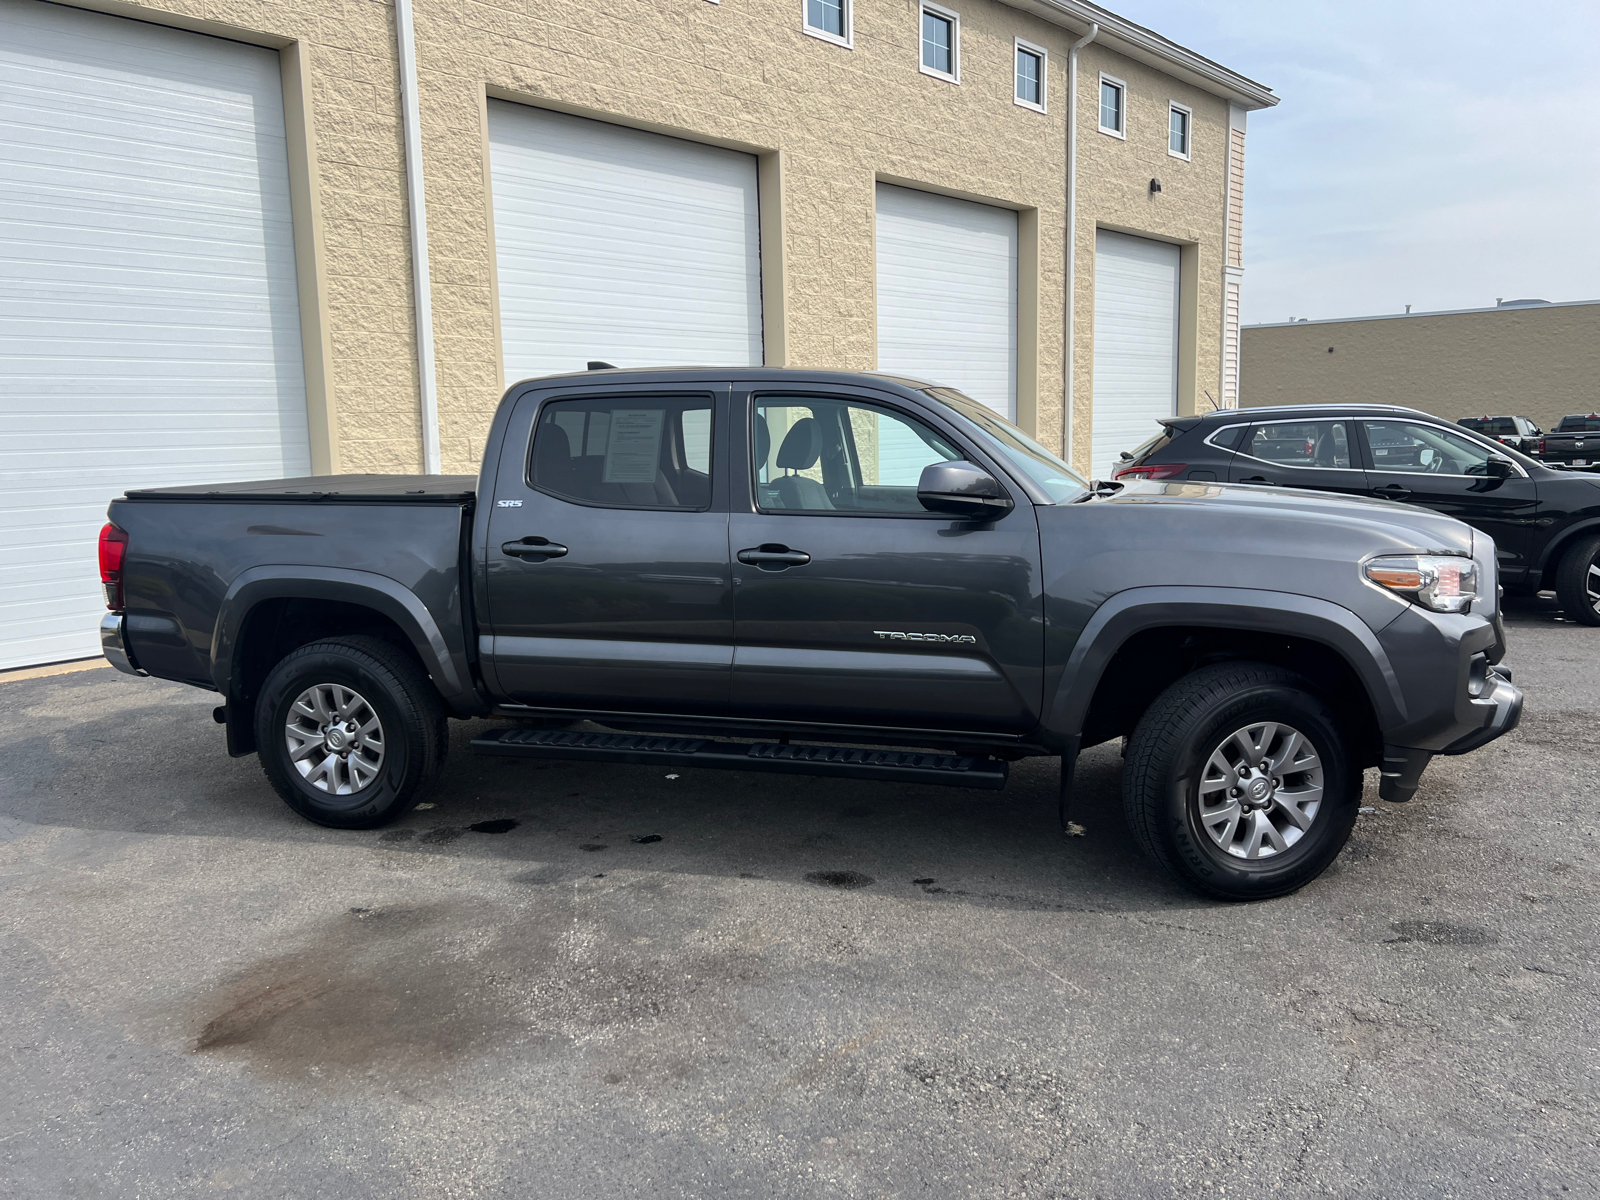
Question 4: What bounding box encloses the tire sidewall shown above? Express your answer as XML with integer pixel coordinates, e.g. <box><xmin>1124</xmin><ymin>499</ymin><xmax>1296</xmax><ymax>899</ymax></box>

<box><xmin>255</xmin><ymin>645</ymin><xmax>419</xmax><ymax>828</ymax></box>
<box><xmin>1156</xmin><ymin>682</ymin><xmax>1357</xmax><ymax>900</ymax></box>
<box><xmin>1557</xmin><ymin>535</ymin><xmax>1600</xmax><ymax>626</ymax></box>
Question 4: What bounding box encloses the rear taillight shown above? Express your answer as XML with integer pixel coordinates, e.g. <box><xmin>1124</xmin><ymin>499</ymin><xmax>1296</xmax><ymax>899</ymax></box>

<box><xmin>1112</xmin><ymin>462</ymin><xmax>1188</xmax><ymax>481</ymax></box>
<box><xmin>98</xmin><ymin>523</ymin><xmax>128</xmax><ymax>610</ymax></box>
<box><xmin>1537</xmin><ymin>437</ymin><xmax>1546</xmax><ymax>454</ymax></box>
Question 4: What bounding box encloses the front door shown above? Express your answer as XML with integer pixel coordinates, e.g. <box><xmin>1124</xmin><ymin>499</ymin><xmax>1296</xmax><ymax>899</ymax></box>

<box><xmin>1228</xmin><ymin>418</ymin><xmax>1368</xmax><ymax>496</ymax></box>
<box><xmin>1358</xmin><ymin>418</ymin><xmax>1543</xmax><ymax>573</ymax></box>
<box><xmin>483</xmin><ymin>386</ymin><xmax>733</xmax><ymax>713</ymax></box>
<box><xmin>729</xmin><ymin>387</ymin><xmax>1045</xmax><ymax>734</ymax></box>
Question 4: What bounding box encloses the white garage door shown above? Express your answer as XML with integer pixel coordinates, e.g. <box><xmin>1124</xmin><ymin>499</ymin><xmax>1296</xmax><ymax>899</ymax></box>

<box><xmin>876</xmin><ymin>184</ymin><xmax>1018</xmax><ymax>419</ymax></box>
<box><xmin>0</xmin><ymin>0</ymin><xmax>308</xmax><ymax>670</ymax></box>
<box><xmin>487</xmin><ymin>101</ymin><xmax>763</xmax><ymax>383</ymax></box>
<box><xmin>1091</xmin><ymin>230</ymin><xmax>1180</xmax><ymax>479</ymax></box>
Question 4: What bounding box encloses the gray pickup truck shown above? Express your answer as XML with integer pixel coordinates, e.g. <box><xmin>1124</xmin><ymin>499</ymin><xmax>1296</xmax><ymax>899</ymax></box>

<box><xmin>99</xmin><ymin>368</ymin><xmax>1521</xmax><ymax>900</ymax></box>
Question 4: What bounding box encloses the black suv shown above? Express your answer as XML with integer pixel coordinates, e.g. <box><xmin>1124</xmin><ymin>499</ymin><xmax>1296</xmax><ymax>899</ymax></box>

<box><xmin>1456</xmin><ymin>415</ymin><xmax>1542</xmax><ymax>456</ymax></box>
<box><xmin>1114</xmin><ymin>403</ymin><xmax>1600</xmax><ymax>623</ymax></box>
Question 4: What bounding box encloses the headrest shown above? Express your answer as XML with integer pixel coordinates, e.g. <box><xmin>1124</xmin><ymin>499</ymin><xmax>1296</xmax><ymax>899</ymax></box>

<box><xmin>754</xmin><ymin>415</ymin><xmax>771</xmax><ymax>470</ymax></box>
<box><xmin>536</xmin><ymin>422</ymin><xmax>571</xmax><ymax>462</ymax></box>
<box><xmin>775</xmin><ymin>417</ymin><xmax>821</xmax><ymax>471</ymax></box>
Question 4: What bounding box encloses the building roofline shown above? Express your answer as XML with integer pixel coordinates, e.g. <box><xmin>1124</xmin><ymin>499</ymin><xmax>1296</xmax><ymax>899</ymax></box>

<box><xmin>997</xmin><ymin>0</ymin><xmax>1278</xmax><ymax>110</ymax></box>
<box><xmin>1247</xmin><ymin>298</ymin><xmax>1600</xmax><ymax>330</ymax></box>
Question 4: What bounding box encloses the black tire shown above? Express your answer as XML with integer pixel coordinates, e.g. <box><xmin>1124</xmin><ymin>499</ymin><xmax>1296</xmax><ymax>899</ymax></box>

<box><xmin>254</xmin><ymin>635</ymin><xmax>447</xmax><ymax>829</ymax></box>
<box><xmin>1553</xmin><ymin>534</ymin><xmax>1600</xmax><ymax>626</ymax></box>
<box><xmin>1123</xmin><ymin>662</ymin><xmax>1359</xmax><ymax>901</ymax></box>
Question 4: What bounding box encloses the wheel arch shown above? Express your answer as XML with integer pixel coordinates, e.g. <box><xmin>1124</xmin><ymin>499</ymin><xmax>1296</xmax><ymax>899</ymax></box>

<box><xmin>213</xmin><ymin>568</ymin><xmax>479</xmax><ymax>755</ymax></box>
<box><xmin>1048</xmin><ymin>587</ymin><xmax>1405</xmax><ymax>764</ymax></box>
<box><xmin>1535</xmin><ymin>516</ymin><xmax>1600</xmax><ymax>585</ymax></box>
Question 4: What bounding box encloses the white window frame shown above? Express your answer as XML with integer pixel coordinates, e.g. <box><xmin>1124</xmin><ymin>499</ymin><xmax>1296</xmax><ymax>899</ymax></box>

<box><xmin>1013</xmin><ymin>38</ymin><xmax>1048</xmax><ymax>113</ymax></box>
<box><xmin>1167</xmin><ymin>101</ymin><xmax>1192</xmax><ymax>160</ymax></box>
<box><xmin>1098</xmin><ymin>72</ymin><xmax>1127</xmax><ymax>138</ymax></box>
<box><xmin>802</xmin><ymin>0</ymin><xmax>852</xmax><ymax>49</ymax></box>
<box><xmin>918</xmin><ymin>2</ymin><xmax>960</xmax><ymax>84</ymax></box>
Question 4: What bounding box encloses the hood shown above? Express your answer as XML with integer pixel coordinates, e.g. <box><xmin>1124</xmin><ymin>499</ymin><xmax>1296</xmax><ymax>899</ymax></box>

<box><xmin>1038</xmin><ymin>480</ymin><xmax>1478</xmax><ymax>632</ymax></box>
<box><xmin>1091</xmin><ymin>479</ymin><xmax>1475</xmax><ymax>555</ymax></box>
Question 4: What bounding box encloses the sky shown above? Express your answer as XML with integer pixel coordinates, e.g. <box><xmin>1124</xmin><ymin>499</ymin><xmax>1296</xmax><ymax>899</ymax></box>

<box><xmin>1109</xmin><ymin>0</ymin><xmax>1600</xmax><ymax>325</ymax></box>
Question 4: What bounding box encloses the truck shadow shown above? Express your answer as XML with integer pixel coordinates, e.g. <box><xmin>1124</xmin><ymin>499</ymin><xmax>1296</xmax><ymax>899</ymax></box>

<box><xmin>0</xmin><ymin>669</ymin><xmax>1226</xmax><ymax>916</ymax></box>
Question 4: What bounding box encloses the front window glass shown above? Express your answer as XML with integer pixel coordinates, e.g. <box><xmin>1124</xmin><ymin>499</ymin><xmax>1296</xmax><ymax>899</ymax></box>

<box><xmin>531</xmin><ymin>395</ymin><xmax>713</xmax><ymax>509</ymax></box>
<box><xmin>1366</xmin><ymin>421</ymin><xmax>1496</xmax><ymax>476</ymax></box>
<box><xmin>925</xmin><ymin>388</ymin><xmax>1088</xmax><ymax>503</ymax></box>
<box><xmin>806</xmin><ymin>0</ymin><xmax>845</xmax><ymax>37</ymax></box>
<box><xmin>921</xmin><ymin>10</ymin><xmax>954</xmax><ymax>75</ymax></box>
<box><xmin>1016</xmin><ymin>47</ymin><xmax>1042</xmax><ymax>105</ymax></box>
<box><xmin>1245</xmin><ymin>421</ymin><xmax>1351</xmax><ymax>468</ymax></box>
<box><xmin>753</xmin><ymin>398</ymin><xmax>961</xmax><ymax>514</ymax></box>
<box><xmin>1100</xmin><ymin>80</ymin><xmax>1123</xmax><ymax>131</ymax></box>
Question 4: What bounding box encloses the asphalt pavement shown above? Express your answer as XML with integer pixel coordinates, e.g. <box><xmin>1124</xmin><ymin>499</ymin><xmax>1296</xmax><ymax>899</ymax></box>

<box><xmin>2</xmin><ymin>595</ymin><xmax>1596</xmax><ymax>1198</ymax></box>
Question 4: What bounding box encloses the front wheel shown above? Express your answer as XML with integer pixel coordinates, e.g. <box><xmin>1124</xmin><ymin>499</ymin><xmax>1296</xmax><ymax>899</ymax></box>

<box><xmin>1123</xmin><ymin>663</ymin><xmax>1359</xmax><ymax>901</ymax></box>
<box><xmin>254</xmin><ymin>635</ymin><xmax>447</xmax><ymax>828</ymax></box>
<box><xmin>1553</xmin><ymin>534</ymin><xmax>1600</xmax><ymax>626</ymax></box>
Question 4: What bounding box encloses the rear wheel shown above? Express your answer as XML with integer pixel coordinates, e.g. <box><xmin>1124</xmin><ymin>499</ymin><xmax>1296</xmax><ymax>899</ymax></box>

<box><xmin>1123</xmin><ymin>663</ymin><xmax>1359</xmax><ymax>901</ymax></box>
<box><xmin>1553</xmin><ymin>534</ymin><xmax>1600</xmax><ymax>626</ymax></box>
<box><xmin>254</xmin><ymin>635</ymin><xmax>447</xmax><ymax>828</ymax></box>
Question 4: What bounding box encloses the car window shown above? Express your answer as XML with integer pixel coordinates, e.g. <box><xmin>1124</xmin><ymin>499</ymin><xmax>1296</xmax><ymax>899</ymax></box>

<box><xmin>530</xmin><ymin>395</ymin><xmax>713</xmax><ymax>509</ymax></box>
<box><xmin>1460</xmin><ymin>417</ymin><xmax>1515</xmax><ymax>436</ymax></box>
<box><xmin>1364</xmin><ymin>420</ymin><xmax>1496</xmax><ymax>476</ymax></box>
<box><xmin>1556</xmin><ymin>416</ymin><xmax>1600</xmax><ymax>433</ymax></box>
<box><xmin>1243</xmin><ymin>421</ymin><xmax>1351</xmax><ymax>468</ymax></box>
<box><xmin>753</xmin><ymin>397</ymin><xmax>962</xmax><ymax>514</ymax></box>
<box><xmin>923</xmin><ymin>387</ymin><xmax>1087</xmax><ymax>502</ymax></box>
<box><xmin>1206</xmin><ymin>423</ymin><xmax>1248</xmax><ymax>451</ymax></box>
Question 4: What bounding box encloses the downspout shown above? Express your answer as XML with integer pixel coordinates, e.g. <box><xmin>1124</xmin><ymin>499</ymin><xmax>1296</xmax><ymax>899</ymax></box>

<box><xmin>1063</xmin><ymin>21</ymin><xmax>1098</xmax><ymax>466</ymax></box>
<box><xmin>395</xmin><ymin>0</ymin><xmax>441</xmax><ymax>473</ymax></box>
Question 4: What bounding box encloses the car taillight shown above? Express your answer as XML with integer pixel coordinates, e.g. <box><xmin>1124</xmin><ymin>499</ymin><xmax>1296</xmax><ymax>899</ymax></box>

<box><xmin>1112</xmin><ymin>462</ymin><xmax>1187</xmax><ymax>481</ymax></box>
<box><xmin>1538</xmin><ymin>437</ymin><xmax>1546</xmax><ymax>454</ymax></box>
<box><xmin>98</xmin><ymin>522</ymin><xmax>128</xmax><ymax>610</ymax></box>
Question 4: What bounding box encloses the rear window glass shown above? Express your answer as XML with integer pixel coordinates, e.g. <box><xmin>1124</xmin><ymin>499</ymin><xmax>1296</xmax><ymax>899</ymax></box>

<box><xmin>1207</xmin><ymin>423</ymin><xmax>1248</xmax><ymax>451</ymax></box>
<box><xmin>531</xmin><ymin>395</ymin><xmax>713</xmax><ymax>510</ymax></box>
<box><xmin>1458</xmin><ymin>417</ymin><xmax>1516</xmax><ymax>435</ymax></box>
<box><xmin>1556</xmin><ymin>416</ymin><xmax>1600</xmax><ymax>432</ymax></box>
<box><xmin>1125</xmin><ymin>428</ymin><xmax>1174</xmax><ymax>464</ymax></box>
<box><xmin>1244</xmin><ymin>421</ymin><xmax>1351</xmax><ymax>468</ymax></box>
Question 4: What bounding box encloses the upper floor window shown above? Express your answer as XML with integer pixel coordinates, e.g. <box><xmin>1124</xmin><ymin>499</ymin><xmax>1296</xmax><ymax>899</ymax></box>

<box><xmin>1015</xmin><ymin>40</ymin><xmax>1046</xmax><ymax>112</ymax></box>
<box><xmin>804</xmin><ymin>0</ymin><xmax>851</xmax><ymax>48</ymax></box>
<box><xmin>1168</xmin><ymin>102</ymin><xmax>1192</xmax><ymax>159</ymax></box>
<box><xmin>920</xmin><ymin>3</ymin><xmax>959</xmax><ymax>82</ymax></box>
<box><xmin>1099</xmin><ymin>75</ymin><xmax>1126</xmax><ymax>137</ymax></box>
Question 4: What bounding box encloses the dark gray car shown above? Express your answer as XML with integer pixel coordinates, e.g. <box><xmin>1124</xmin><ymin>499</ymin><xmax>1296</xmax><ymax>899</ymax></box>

<box><xmin>98</xmin><ymin>369</ymin><xmax>1520</xmax><ymax>900</ymax></box>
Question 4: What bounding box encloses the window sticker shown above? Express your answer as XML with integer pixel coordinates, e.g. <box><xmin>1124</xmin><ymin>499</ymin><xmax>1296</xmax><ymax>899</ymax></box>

<box><xmin>602</xmin><ymin>408</ymin><xmax>665</xmax><ymax>483</ymax></box>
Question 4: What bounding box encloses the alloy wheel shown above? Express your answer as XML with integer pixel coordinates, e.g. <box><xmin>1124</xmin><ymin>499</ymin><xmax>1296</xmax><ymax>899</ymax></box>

<box><xmin>284</xmin><ymin>683</ymin><xmax>386</xmax><ymax>795</ymax></box>
<box><xmin>1196</xmin><ymin>721</ymin><xmax>1324</xmax><ymax>859</ymax></box>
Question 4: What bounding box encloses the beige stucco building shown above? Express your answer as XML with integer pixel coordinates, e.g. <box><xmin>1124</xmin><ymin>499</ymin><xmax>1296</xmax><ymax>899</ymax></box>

<box><xmin>1241</xmin><ymin>300</ymin><xmax>1600</xmax><ymax>430</ymax></box>
<box><xmin>1</xmin><ymin>0</ymin><xmax>1274</xmax><ymax>667</ymax></box>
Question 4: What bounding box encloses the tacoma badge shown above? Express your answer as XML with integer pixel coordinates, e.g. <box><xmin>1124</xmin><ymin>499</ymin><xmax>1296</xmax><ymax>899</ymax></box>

<box><xmin>873</xmin><ymin>631</ymin><xmax>977</xmax><ymax>644</ymax></box>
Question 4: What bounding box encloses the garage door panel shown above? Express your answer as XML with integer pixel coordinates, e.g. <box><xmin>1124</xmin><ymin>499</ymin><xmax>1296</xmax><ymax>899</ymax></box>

<box><xmin>875</xmin><ymin>184</ymin><xmax>1017</xmax><ymax>420</ymax></box>
<box><xmin>0</xmin><ymin>0</ymin><xmax>308</xmax><ymax>669</ymax></box>
<box><xmin>1091</xmin><ymin>230</ymin><xmax>1180</xmax><ymax>480</ymax></box>
<box><xmin>488</xmin><ymin>101</ymin><xmax>762</xmax><ymax>380</ymax></box>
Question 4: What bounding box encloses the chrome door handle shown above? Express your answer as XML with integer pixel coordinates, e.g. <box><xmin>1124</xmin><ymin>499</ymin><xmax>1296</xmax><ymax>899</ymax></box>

<box><xmin>737</xmin><ymin>544</ymin><xmax>811</xmax><ymax>570</ymax></box>
<box><xmin>501</xmin><ymin>536</ymin><xmax>568</xmax><ymax>559</ymax></box>
<box><xmin>1371</xmin><ymin>485</ymin><xmax>1412</xmax><ymax>500</ymax></box>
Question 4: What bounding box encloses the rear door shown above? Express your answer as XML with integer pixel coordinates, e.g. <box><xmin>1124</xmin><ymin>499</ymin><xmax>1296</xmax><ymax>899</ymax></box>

<box><xmin>728</xmin><ymin>384</ymin><xmax>1045</xmax><ymax>734</ymax></box>
<box><xmin>482</xmin><ymin>385</ymin><xmax>733</xmax><ymax>713</ymax></box>
<box><xmin>1358</xmin><ymin>418</ymin><xmax>1543</xmax><ymax>572</ymax></box>
<box><xmin>1227</xmin><ymin>418</ymin><xmax>1368</xmax><ymax>496</ymax></box>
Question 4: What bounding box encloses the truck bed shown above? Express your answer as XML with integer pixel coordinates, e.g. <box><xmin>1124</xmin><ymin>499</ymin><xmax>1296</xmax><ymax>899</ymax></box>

<box><xmin>123</xmin><ymin>474</ymin><xmax>477</xmax><ymax>503</ymax></box>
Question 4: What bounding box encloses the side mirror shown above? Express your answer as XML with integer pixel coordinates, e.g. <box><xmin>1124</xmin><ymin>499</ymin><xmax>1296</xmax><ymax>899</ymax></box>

<box><xmin>1486</xmin><ymin>454</ymin><xmax>1514</xmax><ymax>479</ymax></box>
<box><xmin>918</xmin><ymin>461</ymin><xmax>1015</xmax><ymax>519</ymax></box>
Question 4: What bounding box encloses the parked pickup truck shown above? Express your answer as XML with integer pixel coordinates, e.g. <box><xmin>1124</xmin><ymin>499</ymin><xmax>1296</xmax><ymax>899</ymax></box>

<box><xmin>1535</xmin><ymin>414</ymin><xmax>1600</xmax><ymax>468</ymax></box>
<box><xmin>99</xmin><ymin>368</ymin><xmax>1522</xmax><ymax>900</ymax></box>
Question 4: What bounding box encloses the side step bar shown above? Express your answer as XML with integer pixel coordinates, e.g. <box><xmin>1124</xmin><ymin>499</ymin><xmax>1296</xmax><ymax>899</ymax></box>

<box><xmin>471</xmin><ymin>728</ymin><xmax>1008</xmax><ymax>790</ymax></box>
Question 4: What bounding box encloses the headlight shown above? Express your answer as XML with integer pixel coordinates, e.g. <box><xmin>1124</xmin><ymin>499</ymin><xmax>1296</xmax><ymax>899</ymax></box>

<box><xmin>1364</xmin><ymin>555</ymin><xmax>1477</xmax><ymax>613</ymax></box>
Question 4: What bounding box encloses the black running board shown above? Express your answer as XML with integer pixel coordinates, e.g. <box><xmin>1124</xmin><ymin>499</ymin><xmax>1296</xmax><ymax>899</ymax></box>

<box><xmin>471</xmin><ymin>728</ymin><xmax>1008</xmax><ymax>789</ymax></box>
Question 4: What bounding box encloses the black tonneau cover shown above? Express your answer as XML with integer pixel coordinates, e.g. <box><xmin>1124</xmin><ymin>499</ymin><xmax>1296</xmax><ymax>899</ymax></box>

<box><xmin>122</xmin><ymin>474</ymin><xmax>477</xmax><ymax>504</ymax></box>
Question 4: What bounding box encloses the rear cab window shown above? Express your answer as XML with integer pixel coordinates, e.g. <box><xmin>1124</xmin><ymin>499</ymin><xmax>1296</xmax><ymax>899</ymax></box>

<box><xmin>530</xmin><ymin>394</ymin><xmax>714</xmax><ymax>510</ymax></box>
<box><xmin>1556</xmin><ymin>415</ymin><xmax>1600</xmax><ymax>433</ymax></box>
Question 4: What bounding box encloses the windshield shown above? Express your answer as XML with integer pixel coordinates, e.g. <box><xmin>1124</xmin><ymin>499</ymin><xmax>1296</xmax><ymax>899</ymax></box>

<box><xmin>924</xmin><ymin>388</ymin><xmax>1088</xmax><ymax>503</ymax></box>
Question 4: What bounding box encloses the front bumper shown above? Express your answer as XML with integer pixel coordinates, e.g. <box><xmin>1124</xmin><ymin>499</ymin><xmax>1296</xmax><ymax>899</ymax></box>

<box><xmin>100</xmin><ymin>612</ymin><xmax>146</xmax><ymax>677</ymax></box>
<box><xmin>1379</xmin><ymin>665</ymin><xmax>1522</xmax><ymax>802</ymax></box>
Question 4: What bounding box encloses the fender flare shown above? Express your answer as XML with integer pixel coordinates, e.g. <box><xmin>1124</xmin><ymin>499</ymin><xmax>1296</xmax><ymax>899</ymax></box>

<box><xmin>1046</xmin><ymin>585</ymin><xmax>1408</xmax><ymax>738</ymax></box>
<box><xmin>211</xmin><ymin>566</ymin><xmax>470</xmax><ymax>703</ymax></box>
